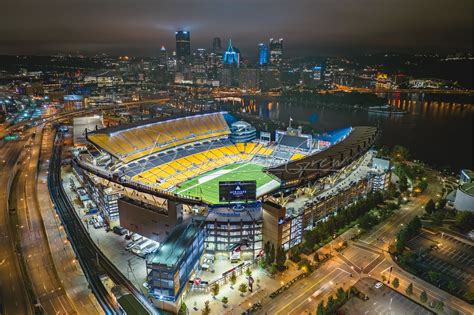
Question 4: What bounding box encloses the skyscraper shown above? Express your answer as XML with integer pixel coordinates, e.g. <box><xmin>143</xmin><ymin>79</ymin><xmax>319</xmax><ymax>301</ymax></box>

<box><xmin>269</xmin><ymin>38</ymin><xmax>283</xmax><ymax>65</ymax></box>
<box><xmin>175</xmin><ymin>31</ymin><xmax>191</xmax><ymax>59</ymax></box>
<box><xmin>159</xmin><ymin>45</ymin><xmax>167</xmax><ymax>66</ymax></box>
<box><xmin>258</xmin><ymin>43</ymin><xmax>268</xmax><ymax>66</ymax></box>
<box><xmin>212</xmin><ymin>37</ymin><xmax>222</xmax><ymax>54</ymax></box>
<box><xmin>223</xmin><ymin>39</ymin><xmax>240</xmax><ymax>67</ymax></box>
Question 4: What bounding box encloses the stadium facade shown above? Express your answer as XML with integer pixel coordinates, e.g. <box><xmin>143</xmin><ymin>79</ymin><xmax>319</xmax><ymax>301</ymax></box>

<box><xmin>72</xmin><ymin>110</ymin><xmax>384</xmax><ymax>312</ymax></box>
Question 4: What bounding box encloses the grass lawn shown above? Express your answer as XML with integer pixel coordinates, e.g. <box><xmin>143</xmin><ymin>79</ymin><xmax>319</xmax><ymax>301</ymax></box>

<box><xmin>174</xmin><ymin>162</ymin><xmax>275</xmax><ymax>204</ymax></box>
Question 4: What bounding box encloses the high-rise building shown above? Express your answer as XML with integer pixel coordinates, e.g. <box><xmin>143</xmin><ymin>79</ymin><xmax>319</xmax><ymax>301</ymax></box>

<box><xmin>175</xmin><ymin>31</ymin><xmax>191</xmax><ymax>59</ymax></box>
<box><xmin>212</xmin><ymin>37</ymin><xmax>222</xmax><ymax>54</ymax></box>
<box><xmin>269</xmin><ymin>38</ymin><xmax>283</xmax><ymax>65</ymax></box>
<box><xmin>223</xmin><ymin>39</ymin><xmax>240</xmax><ymax>67</ymax></box>
<box><xmin>258</xmin><ymin>43</ymin><xmax>268</xmax><ymax>66</ymax></box>
<box><xmin>159</xmin><ymin>45</ymin><xmax>167</xmax><ymax>66</ymax></box>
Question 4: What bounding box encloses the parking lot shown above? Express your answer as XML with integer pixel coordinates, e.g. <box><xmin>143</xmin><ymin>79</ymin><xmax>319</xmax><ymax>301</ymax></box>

<box><xmin>339</xmin><ymin>278</ymin><xmax>434</xmax><ymax>315</ymax></box>
<box><xmin>406</xmin><ymin>230</ymin><xmax>474</xmax><ymax>295</ymax></box>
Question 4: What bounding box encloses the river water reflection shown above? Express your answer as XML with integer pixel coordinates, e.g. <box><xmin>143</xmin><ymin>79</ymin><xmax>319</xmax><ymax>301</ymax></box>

<box><xmin>231</xmin><ymin>92</ymin><xmax>473</xmax><ymax>170</ymax></box>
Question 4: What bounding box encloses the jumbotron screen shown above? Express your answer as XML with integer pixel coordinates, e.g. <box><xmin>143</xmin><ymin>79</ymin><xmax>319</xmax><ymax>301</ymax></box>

<box><xmin>219</xmin><ymin>180</ymin><xmax>257</xmax><ymax>202</ymax></box>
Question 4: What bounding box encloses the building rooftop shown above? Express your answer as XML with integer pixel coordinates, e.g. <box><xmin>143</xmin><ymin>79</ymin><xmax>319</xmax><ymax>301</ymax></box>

<box><xmin>148</xmin><ymin>222</ymin><xmax>201</xmax><ymax>267</ymax></box>
<box><xmin>460</xmin><ymin>182</ymin><xmax>474</xmax><ymax>196</ymax></box>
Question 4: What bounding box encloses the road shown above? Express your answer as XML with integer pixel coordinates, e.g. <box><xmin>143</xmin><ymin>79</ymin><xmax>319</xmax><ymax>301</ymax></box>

<box><xmin>257</xmin><ymin>171</ymin><xmax>474</xmax><ymax>315</ymax></box>
<box><xmin>10</xmin><ymin>127</ymin><xmax>77</xmax><ymax>313</ymax></box>
<box><xmin>0</xmin><ymin>139</ymin><xmax>33</xmax><ymax>315</ymax></box>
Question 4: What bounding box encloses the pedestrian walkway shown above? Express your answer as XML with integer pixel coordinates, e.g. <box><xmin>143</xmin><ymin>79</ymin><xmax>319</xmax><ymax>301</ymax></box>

<box><xmin>184</xmin><ymin>263</ymin><xmax>302</xmax><ymax>314</ymax></box>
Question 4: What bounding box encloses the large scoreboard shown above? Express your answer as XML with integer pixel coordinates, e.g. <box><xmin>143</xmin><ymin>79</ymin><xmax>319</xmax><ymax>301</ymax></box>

<box><xmin>219</xmin><ymin>180</ymin><xmax>257</xmax><ymax>203</ymax></box>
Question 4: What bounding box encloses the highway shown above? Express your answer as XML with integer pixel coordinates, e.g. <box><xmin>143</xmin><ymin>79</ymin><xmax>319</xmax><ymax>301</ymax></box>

<box><xmin>10</xmin><ymin>127</ymin><xmax>77</xmax><ymax>314</ymax></box>
<box><xmin>0</xmin><ymin>138</ymin><xmax>33</xmax><ymax>315</ymax></box>
<box><xmin>0</xmin><ymin>101</ymin><xmax>164</xmax><ymax>315</ymax></box>
<box><xmin>257</xmin><ymin>171</ymin><xmax>474</xmax><ymax>315</ymax></box>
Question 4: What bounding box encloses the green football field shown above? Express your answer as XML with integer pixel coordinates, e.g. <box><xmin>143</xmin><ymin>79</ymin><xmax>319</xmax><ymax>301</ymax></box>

<box><xmin>173</xmin><ymin>162</ymin><xmax>276</xmax><ymax>204</ymax></box>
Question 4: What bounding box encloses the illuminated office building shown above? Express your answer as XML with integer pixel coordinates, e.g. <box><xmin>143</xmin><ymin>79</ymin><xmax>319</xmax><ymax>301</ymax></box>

<box><xmin>175</xmin><ymin>31</ymin><xmax>191</xmax><ymax>59</ymax></box>
<box><xmin>223</xmin><ymin>39</ymin><xmax>240</xmax><ymax>67</ymax></box>
<box><xmin>258</xmin><ymin>43</ymin><xmax>268</xmax><ymax>65</ymax></box>
<box><xmin>269</xmin><ymin>38</ymin><xmax>283</xmax><ymax>65</ymax></box>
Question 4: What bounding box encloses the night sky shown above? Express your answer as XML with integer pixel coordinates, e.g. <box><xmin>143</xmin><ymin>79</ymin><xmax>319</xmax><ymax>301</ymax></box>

<box><xmin>1</xmin><ymin>0</ymin><xmax>472</xmax><ymax>57</ymax></box>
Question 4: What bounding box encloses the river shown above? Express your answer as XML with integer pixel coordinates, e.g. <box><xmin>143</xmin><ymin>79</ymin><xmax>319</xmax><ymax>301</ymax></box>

<box><xmin>224</xmin><ymin>92</ymin><xmax>473</xmax><ymax>170</ymax></box>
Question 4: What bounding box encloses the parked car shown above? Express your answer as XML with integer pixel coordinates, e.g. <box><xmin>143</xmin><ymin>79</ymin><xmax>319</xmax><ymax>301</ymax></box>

<box><xmin>113</xmin><ymin>226</ymin><xmax>127</xmax><ymax>235</ymax></box>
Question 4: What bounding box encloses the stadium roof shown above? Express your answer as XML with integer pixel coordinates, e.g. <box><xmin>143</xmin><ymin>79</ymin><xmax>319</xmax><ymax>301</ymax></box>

<box><xmin>267</xmin><ymin>126</ymin><xmax>378</xmax><ymax>184</ymax></box>
<box><xmin>87</xmin><ymin>110</ymin><xmax>227</xmax><ymax>136</ymax></box>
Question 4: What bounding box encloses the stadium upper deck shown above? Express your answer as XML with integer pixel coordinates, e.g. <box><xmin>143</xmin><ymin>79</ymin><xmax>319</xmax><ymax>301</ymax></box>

<box><xmin>87</xmin><ymin>112</ymin><xmax>230</xmax><ymax>163</ymax></box>
<box><xmin>267</xmin><ymin>126</ymin><xmax>379</xmax><ymax>186</ymax></box>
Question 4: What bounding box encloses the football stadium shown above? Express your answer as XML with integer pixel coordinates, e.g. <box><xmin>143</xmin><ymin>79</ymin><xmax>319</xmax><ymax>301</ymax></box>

<box><xmin>85</xmin><ymin>111</ymin><xmax>312</xmax><ymax>204</ymax></box>
<box><xmin>74</xmin><ymin>110</ymin><xmax>380</xmax><ymax>312</ymax></box>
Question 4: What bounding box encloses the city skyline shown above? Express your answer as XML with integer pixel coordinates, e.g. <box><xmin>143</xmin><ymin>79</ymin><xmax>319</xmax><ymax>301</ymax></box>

<box><xmin>1</xmin><ymin>0</ymin><xmax>472</xmax><ymax>57</ymax></box>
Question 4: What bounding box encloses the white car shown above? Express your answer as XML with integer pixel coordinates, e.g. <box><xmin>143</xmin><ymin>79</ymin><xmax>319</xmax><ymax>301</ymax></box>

<box><xmin>375</xmin><ymin>282</ymin><xmax>383</xmax><ymax>289</ymax></box>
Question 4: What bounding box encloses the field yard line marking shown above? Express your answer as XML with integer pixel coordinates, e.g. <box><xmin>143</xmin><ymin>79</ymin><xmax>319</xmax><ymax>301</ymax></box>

<box><xmin>176</xmin><ymin>162</ymin><xmax>252</xmax><ymax>194</ymax></box>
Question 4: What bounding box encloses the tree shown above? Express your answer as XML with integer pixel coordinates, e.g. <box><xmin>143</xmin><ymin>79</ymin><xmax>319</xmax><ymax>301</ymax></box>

<box><xmin>229</xmin><ymin>272</ymin><xmax>237</xmax><ymax>287</ymax></box>
<box><xmin>432</xmin><ymin>210</ymin><xmax>446</xmax><ymax>226</ymax></box>
<box><xmin>221</xmin><ymin>296</ymin><xmax>228</xmax><ymax>307</ymax></box>
<box><xmin>316</xmin><ymin>301</ymin><xmax>326</xmax><ymax>315</ymax></box>
<box><xmin>238</xmin><ymin>283</ymin><xmax>247</xmax><ymax>296</ymax></box>
<box><xmin>276</xmin><ymin>247</ymin><xmax>287</xmax><ymax>271</ymax></box>
<box><xmin>377</xmin><ymin>146</ymin><xmax>390</xmax><ymax>158</ymax></box>
<box><xmin>391</xmin><ymin>145</ymin><xmax>410</xmax><ymax>161</ymax></box>
<box><xmin>336</xmin><ymin>287</ymin><xmax>347</xmax><ymax>303</ymax></box>
<box><xmin>245</xmin><ymin>267</ymin><xmax>252</xmax><ymax>277</ymax></box>
<box><xmin>268</xmin><ymin>243</ymin><xmax>276</xmax><ymax>265</ymax></box>
<box><xmin>314</xmin><ymin>252</ymin><xmax>320</xmax><ymax>263</ymax></box>
<box><xmin>420</xmin><ymin>291</ymin><xmax>428</xmax><ymax>303</ymax></box>
<box><xmin>210</xmin><ymin>283</ymin><xmax>219</xmax><ymax>298</ymax></box>
<box><xmin>399</xmin><ymin>175</ymin><xmax>408</xmax><ymax>192</ymax></box>
<box><xmin>264</xmin><ymin>241</ymin><xmax>271</xmax><ymax>265</ymax></box>
<box><xmin>392</xmin><ymin>277</ymin><xmax>400</xmax><ymax>288</ymax></box>
<box><xmin>406</xmin><ymin>283</ymin><xmax>413</xmax><ymax>295</ymax></box>
<box><xmin>447</xmin><ymin>281</ymin><xmax>457</xmax><ymax>293</ymax></box>
<box><xmin>454</xmin><ymin>211</ymin><xmax>474</xmax><ymax>233</ymax></box>
<box><xmin>202</xmin><ymin>301</ymin><xmax>211</xmax><ymax>315</ymax></box>
<box><xmin>326</xmin><ymin>296</ymin><xmax>336</xmax><ymax>314</ymax></box>
<box><xmin>425</xmin><ymin>199</ymin><xmax>436</xmax><ymax>215</ymax></box>
<box><xmin>428</xmin><ymin>271</ymin><xmax>440</xmax><ymax>284</ymax></box>
<box><xmin>437</xmin><ymin>198</ymin><xmax>447</xmax><ymax>210</ymax></box>
<box><xmin>435</xmin><ymin>300</ymin><xmax>444</xmax><ymax>311</ymax></box>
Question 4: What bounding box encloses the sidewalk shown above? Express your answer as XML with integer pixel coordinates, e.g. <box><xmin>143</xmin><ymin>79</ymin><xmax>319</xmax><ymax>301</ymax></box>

<box><xmin>184</xmin><ymin>263</ymin><xmax>302</xmax><ymax>314</ymax></box>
